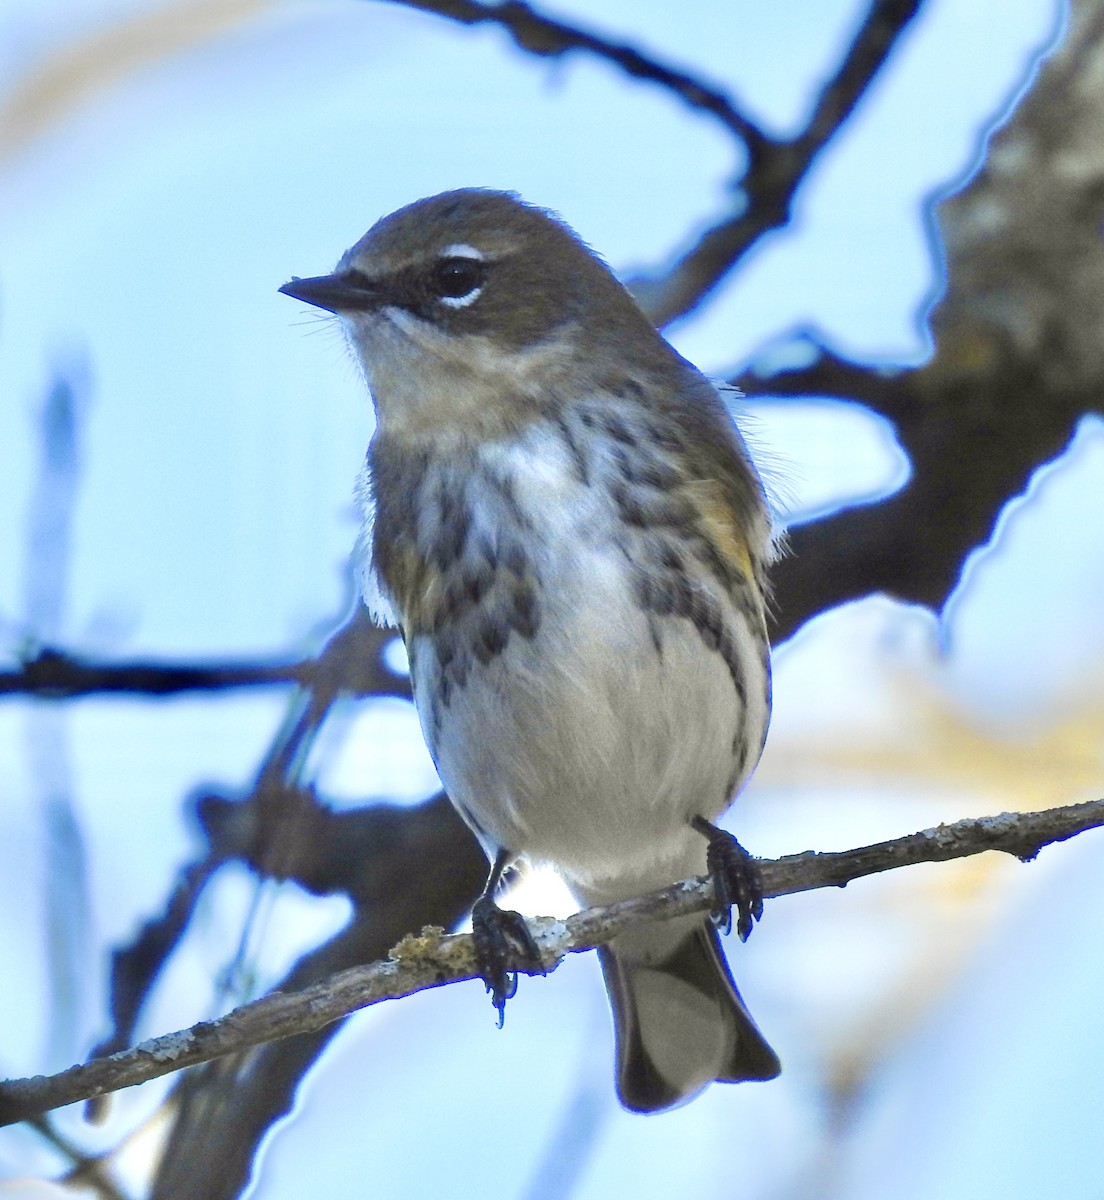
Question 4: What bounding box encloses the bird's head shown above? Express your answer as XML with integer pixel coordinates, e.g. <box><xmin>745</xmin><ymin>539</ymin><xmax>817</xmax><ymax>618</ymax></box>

<box><xmin>280</xmin><ymin>189</ymin><xmax>669</xmax><ymax>439</ymax></box>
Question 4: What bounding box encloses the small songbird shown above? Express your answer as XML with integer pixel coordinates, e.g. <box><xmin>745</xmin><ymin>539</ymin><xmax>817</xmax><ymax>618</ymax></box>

<box><xmin>280</xmin><ymin>189</ymin><xmax>781</xmax><ymax>1112</ymax></box>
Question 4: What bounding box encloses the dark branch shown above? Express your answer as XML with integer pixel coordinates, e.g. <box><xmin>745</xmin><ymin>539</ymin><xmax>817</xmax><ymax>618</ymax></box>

<box><xmin>0</xmin><ymin>610</ymin><xmax>410</xmax><ymax>702</ymax></box>
<box><xmin>767</xmin><ymin>401</ymin><xmax>1081</xmax><ymax>645</ymax></box>
<box><xmin>0</xmin><ymin>648</ymin><xmax>308</xmax><ymax>697</ymax></box>
<box><xmin>3</xmin><ymin>798</ymin><xmax>1100</xmax><ymax>1128</ymax></box>
<box><xmin>629</xmin><ymin>0</ymin><xmax>924</xmax><ymax>326</ymax></box>
<box><xmin>731</xmin><ymin>336</ymin><xmax>915</xmax><ymax>420</ymax></box>
<box><xmin>146</xmin><ymin>794</ymin><xmax>486</xmax><ymax>1200</ymax></box>
<box><xmin>25</xmin><ymin>1114</ymin><xmax>128</xmax><ymax>1200</ymax></box>
<box><xmin>792</xmin><ymin>0</ymin><xmax>923</xmax><ymax>163</ymax></box>
<box><xmin>740</xmin><ymin>4</ymin><xmax>1104</xmax><ymax>645</ymax></box>
<box><xmin>384</xmin><ymin>0</ymin><xmax>922</xmax><ymax>327</ymax></box>
<box><xmin>386</xmin><ymin>0</ymin><xmax>768</xmax><ymax>149</ymax></box>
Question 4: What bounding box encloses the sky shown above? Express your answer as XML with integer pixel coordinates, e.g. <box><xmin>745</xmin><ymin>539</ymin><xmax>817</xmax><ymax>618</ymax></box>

<box><xmin>2</xmin><ymin>1</ymin><xmax>1101</xmax><ymax>1198</ymax></box>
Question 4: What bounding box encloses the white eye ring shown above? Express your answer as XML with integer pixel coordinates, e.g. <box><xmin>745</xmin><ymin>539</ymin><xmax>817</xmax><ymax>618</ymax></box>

<box><xmin>434</xmin><ymin>245</ymin><xmax>486</xmax><ymax>308</ymax></box>
<box><xmin>440</xmin><ymin>285</ymin><xmax>482</xmax><ymax>309</ymax></box>
<box><xmin>441</xmin><ymin>243</ymin><xmax>483</xmax><ymax>260</ymax></box>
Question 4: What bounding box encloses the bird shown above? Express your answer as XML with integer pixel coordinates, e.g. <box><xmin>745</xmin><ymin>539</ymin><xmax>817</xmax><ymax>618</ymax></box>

<box><xmin>280</xmin><ymin>188</ymin><xmax>781</xmax><ymax>1113</ymax></box>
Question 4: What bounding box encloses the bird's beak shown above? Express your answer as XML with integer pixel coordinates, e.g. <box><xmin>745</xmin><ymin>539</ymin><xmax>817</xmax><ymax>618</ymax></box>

<box><xmin>279</xmin><ymin>271</ymin><xmax>385</xmax><ymax>314</ymax></box>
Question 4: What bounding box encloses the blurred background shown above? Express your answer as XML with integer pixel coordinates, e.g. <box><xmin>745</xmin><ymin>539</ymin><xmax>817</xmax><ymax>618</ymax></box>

<box><xmin>2</xmin><ymin>0</ymin><xmax>1103</xmax><ymax>1196</ymax></box>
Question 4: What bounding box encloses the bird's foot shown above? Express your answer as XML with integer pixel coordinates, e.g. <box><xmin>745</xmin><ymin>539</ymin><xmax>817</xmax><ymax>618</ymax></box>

<box><xmin>471</xmin><ymin>895</ymin><xmax>544</xmax><ymax>1026</ymax></box>
<box><xmin>692</xmin><ymin>816</ymin><xmax>765</xmax><ymax>942</ymax></box>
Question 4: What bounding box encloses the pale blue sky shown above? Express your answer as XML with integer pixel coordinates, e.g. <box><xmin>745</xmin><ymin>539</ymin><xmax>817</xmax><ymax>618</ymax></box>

<box><xmin>3</xmin><ymin>3</ymin><xmax>1100</xmax><ymax>1197</ymax></box>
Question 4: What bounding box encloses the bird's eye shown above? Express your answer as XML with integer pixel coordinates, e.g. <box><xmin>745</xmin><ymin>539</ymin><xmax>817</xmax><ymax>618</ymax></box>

<box><xmin>432</xmin><ymin>256</ymin><xmax>486</xmax><ymax>308</ymax></box>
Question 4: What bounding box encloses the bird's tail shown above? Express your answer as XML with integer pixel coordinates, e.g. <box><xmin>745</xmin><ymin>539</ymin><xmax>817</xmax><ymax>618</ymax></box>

<box><xmin>597</xmin><ymin>913</ymin><xmax>780</xmax><ymax>1113</ymax></box>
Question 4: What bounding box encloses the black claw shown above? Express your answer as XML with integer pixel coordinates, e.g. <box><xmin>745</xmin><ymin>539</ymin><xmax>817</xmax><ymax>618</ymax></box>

<box><xmin>471</xmin><ymin>895</ymin><xmax>544</xmax><ymax>1025</ymax></box>
<box><xmin>692</xmin><ymin>817</ymin><xmax>765</xmax><ymax>942</ymax></box>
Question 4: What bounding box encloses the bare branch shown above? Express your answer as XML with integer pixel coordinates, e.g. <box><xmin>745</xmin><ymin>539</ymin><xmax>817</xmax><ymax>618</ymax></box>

<box><xmin>25</xmin><ymin>1114</ymin><xmax>129</xmax><ymax>1200</ymax></box>
<box><xmin>791</xmin><ymin>0</ymin><xmax>923</xmax><ymax>164</ymax></box>
<box><xmin>383</xmin><ymin>0</ymin><xmax>922</xmax><ymax>327</ymax></box>
<box><xmin>0</xmin><ymin>649</ymin><xmax>308</xmax><ymax>697</ymax></box>
<box><xmin>766</xmin><ymin>402</ymin><xmax>1077</xmax><ymax>646</ymax></box>
<box><xmin>386</xmin><ymin>0</ymin><xmax>767</xmax><ymax>149</ymax></box>
<box><xmin>0</xmin><ymin>610</ymin><xmax>410</xmax><ymax>702</ymax></box>
<box><xmin>3</xmin><ymin>798</ymin><xmax>1100</xmax><ymax>1128</ymax></box>
<box><xmin>731</xmin><ymin>336</ymin><xmax>914</xmax><ymax>420</ymax></box>
<box><xmin>629</xmin><ymin>0</ymin><xmax>924</xmax><ymax>326</ymax></box>
<box><xmin>149</xmin><ymin>794</ymin><xmax>487</xmax><ymax>1200</ymax></box>
<box><xmin>746</xmin><ymin>4</ymin><xmax>1104</xmax><ymax>644</ymax></box>
<box><xmin>735</xmin><ymin>343</ymin><xmax>1085</xmax><ymax>648</ymax></box>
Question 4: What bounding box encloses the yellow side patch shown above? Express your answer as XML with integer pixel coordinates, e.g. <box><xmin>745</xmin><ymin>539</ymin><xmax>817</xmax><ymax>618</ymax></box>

<box><xmin>387</xmin><ymin>544</ymin><xmax>446</xmax><ymax>631</ymax></box>
<box><xmin>683</xmin><ymin>479</ymin><xmax>754</xmax><ymax>582</ymax></box>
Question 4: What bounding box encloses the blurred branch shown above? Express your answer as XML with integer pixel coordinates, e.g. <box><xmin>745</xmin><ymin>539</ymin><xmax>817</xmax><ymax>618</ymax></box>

<box><xmin>24</xmin><ymin>1114</ymin><xmax>128</xmax><ymax>1200</ymax></box>
<box><xmin>1</xmin><ymin>648</ymin><xmax>308</xmax><ymax>696</ymax></box>
<box><xmin>737</xmin><ymin>335</ymin><xmax>1086</xmax><ymax>645</ymax></box>
<box><xmin>87</xmin><ymin>857</ymin><xmax>222</xmax><ymax>1075</ymax></box>
<box><xmin>4</xmin><ymin>797</ymin><xmax>1101</xmax><ymax>1127</ymax></box>
<box><xmin>147</xmin><ymin>793</ymin><xmax>486</xmax><ymax>1200</ymax></box>
<box><xmin>0</xmin><ymin>0</ymin><xmax>263</xmax><ymax>162</ymax></box>
<box><xmin>743</xmin><ymin>3</ymin><xmax>1104</xmax><ymax>644</ymax></box>
<box><xmin>23</xmin><ymin>369</ymin><xmax>85</xmax><ymax>637</ymax></box>
<box><xmin>74</xmin><ymin>608</ymin><xmax>415</xmax><ymax>1140</ymax></box>
<box><xmin>390</xmin><ymin>0</ymin><xmax>924</xmax><ymax>327</ymax></box>
<box><xmin>0</xmin><ymin>609</ymin><xmax>410</xmax><ymax>701</ymax></box>
<box><xmin>387</xmin><ymin>0</ymin><xmax>768</xmax><ymax>147</ymax></box>
<box><xmin>21</xmin><ymin>366</ymin><xmax>95</xmax><ymax>1069</ymax></box>
<box><xmin>765</xmin><ymin>395</ymin><xmax>1081</xmax><ymax>645</ymax></box>
<box><xmin>734</xmin><ymin>337</ymin><xmax>914</xmax><ymax>417</ymax></box>
<box><xmin>628</xmin><ymin>0</ymin><xmax>924</xmax><ymax>326</ymax></box>
<box><xmin>84</xmin><ymin>691</ymin><xmax>421</xmax><ymax>1133</ymax></box>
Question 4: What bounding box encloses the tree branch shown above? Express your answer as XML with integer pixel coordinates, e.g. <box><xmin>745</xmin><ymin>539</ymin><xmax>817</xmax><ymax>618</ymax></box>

<box><xmin>384</xmin><ymin>0</ymin><xmax>923</xmax><ymax>328</ymax></box>
<box><xmin>731</xmin><ymin>335</ymin><xmax>915</xmax><ymax>421</ymax></box>
<box><xmin>740</xmin><ymin>3</ymin><xmax>1104</xmax><ymax>646</ymax></box>
<box><xmin>0</xmin><ymin>648</ymin><xmax>307</xmax><ymax>697</ymax></box>
<box><xmin>628</xmin><ymin>0</ymin><xmax>924</xmax><ymax>327</ymax></box>
<box><xmin>0</xmin><ymin>610</ymin><xmax>410</xmax><ymax>701</ymax></box>
<box><xmin>386</xmin><ymin>0</ymin><xmax>768</xmax><ymax>149</ymax></box>
<box><xmin>2</xmin><ymin>798</ymin><xmax>1099</xmax><ymax>1127</ymax></box>
<box><xmin>145</xmin><ymin>794</ymin><xmax>487</xmax><ymax>1200</ymax></box>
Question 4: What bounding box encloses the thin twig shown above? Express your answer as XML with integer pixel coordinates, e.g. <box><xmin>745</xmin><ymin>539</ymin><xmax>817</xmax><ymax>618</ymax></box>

<box><xmin>2</xmin><ymin>798</ymin><xmax>1100</xmax><ymax>1127</ymax></box>
<box><xmin>730</xmin><ymin>334</ymin><xmax>915</xmax><ymax>423</ymax></box>
<box><xmin>25</xmin><ymin>1115</ymin><xmax>129</xmax><ymax>1200</ymax></box>
<box><xmin>386</xmin><ymin>0</ymin><xmax>768</xmax><ymax>150</ymax></box>
<box><xmin>22</xmin><ymin>369</ymin><xmax>95</xmax><ymax>1073</ymax></box>
<box><xmin>384</xmin><ymin>0</ymin><xmax>922</xmax><ymax>324</ymax></box>
<box><xmin>628</xmin><ymin>0</ymin><xmax>924</xmax><ymax>326</ymax></box>
<box><xmin>0</xmin><ymin>649</ymin><xmax>309</xmax><ymax>696</ymax></box>
<box><xmin>0</xmin><ymin>617</ymin><xmax>409</xmax><ymax>702</ymax></box>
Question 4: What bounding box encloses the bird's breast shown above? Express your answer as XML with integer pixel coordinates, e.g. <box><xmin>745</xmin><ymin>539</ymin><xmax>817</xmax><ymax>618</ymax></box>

<box><xmin>369</xmin><ymin>405</ymin><xmax>771</xmax><ymax>889</ymax></box>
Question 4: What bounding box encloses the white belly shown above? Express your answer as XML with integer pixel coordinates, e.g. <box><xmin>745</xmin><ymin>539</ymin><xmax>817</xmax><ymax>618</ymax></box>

<box><xmin>405</xmin><ymin>426</ymin><xmax>769</xmax><ymax>902</ymax></box>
